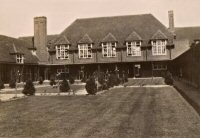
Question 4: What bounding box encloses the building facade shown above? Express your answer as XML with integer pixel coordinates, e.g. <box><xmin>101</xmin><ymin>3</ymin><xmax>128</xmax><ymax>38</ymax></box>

<box><xmin>4</xmin><ymin>11</ymin><xmax>198</xmax><ymax>83</ymax></box>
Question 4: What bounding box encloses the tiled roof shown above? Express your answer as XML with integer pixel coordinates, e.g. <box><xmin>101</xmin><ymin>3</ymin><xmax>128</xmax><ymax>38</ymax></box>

<box><xmin>125</xmin><ymin>31</ymin><xmax>142</xmax><ymax>41</ymax></box>
<box><xmin>175</xmin><ymin>27</ymin><xmax>200</xmax><ymax>41</ymax></box>
<box><xmin>19</xmin><ymin>34</ymin><xmax>59</xmax><ymax>47</ymax></box>
<box><xmin>0</xmin><ymin>35</ymin><xmax>38</xmax><ymax>64</ymax></box>
<box><xmin>78</xmin><ymin>33</ymin><xmax>93</xmax><ymax>44</ymax></box>
<box><xmin>151</xmin><ymin>30</ymin><xmax>168</xmax><ymax>40</ymax></box>
<box><xmin>172</xmin><ymin>27</ymin><xmax>200</xmax><ymax>59</ymax></box>
<box><xmin>57</xmin><ymin>14</ymin><xmax>173</xmax><ymax>49</ymax></box>
<box><xmin>101</xmin><ymin>33</ymin><xmax>117</xmax><ymax>42</ymax></box>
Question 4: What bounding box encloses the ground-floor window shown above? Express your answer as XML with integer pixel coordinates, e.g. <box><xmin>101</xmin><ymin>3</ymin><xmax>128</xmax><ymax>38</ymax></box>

<box><xmin>153</xmin><ymin>63</ymin><xmax>167</xmax><ymax>70</ymax></box>
<box><xmin>57</xmin><ymin>68</ymin><xmax>69</xmax><ymax>74</ymax></box>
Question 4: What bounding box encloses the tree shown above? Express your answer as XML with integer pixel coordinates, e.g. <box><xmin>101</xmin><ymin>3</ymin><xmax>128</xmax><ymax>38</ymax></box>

<box><xmin>85</xmin><ymin>77</ymin><xmax>97</xmax><ymax>95</ymax></box>
<box><xmin>60</xmin><ymin>79</ymin><xmax>70</xmax><ymax>92</ymax></box>
<box><xmin>22</xmin><ymin>80</ymin><xmax>35</xmax><ymax>96</ymax></box>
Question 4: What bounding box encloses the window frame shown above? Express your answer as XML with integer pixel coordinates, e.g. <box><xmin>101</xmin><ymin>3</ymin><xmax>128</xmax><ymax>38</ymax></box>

<box><xmin>56</xmin><ymin>44</ymin><xmax>69</xmax><ymax>60</ymax></box>
<box><xmin>102</xmin><ymin>42</ymin><xmax>117</xmax><ymax>57</ymax></box>
<box><xmin>126</xmin><ymin>41</ymin><xmax>142</xmax><ymax>56</ymax></box>
<box><xmin>151</xmin><ymin>40</ymin><xmax>167</xmax><ymax>56</ymax></box>
<box><xmin>78</xmin><ymin>43</ymin><xmax>92</xmax><ymax>59</ymax></box>
<box><xmin>16</xmin><ymin>54</ymin><xmax>24</xmax><ymax>64</ymax></box>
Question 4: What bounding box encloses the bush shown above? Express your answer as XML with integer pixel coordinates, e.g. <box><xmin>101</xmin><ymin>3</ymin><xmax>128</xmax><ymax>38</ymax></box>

<box><xmin>98</xmin><ymin>72</ymin><xmax>105</xmax><ymax>85</ymax></box>
<box><xmin>0</xmin><ymin>79</ymin><xmax>5</xmax><ymax>90</ymax></box>
<box><xmin>38</xmin><ymin>76</ymin><xmax>43</xmax><ymax>85</ymax></box>
<box><xmin>85</xmin><ymin>77</ymin><xmax>97</xmax><ymax>95</ymax></box>
<box><xmin>9</xmin><ymin>79</ymin><xmax>16</xmax><ymax>88</ymax></box>
<box><xmin>165</xmin><ymin>71</ymin><xmax>173</xmax><ymax>85</ymax></box>
<box><xmin>69</xmin><ymin>77</ymin><xmax>75</xmax><ymax>84</ymax></box>
<box><xmin>50</xmin><ymin>78</ymin><xmax>56</xmax><ymax>86</ymax></box>
<box><xmin>22</xmin><ymin>80</ymin><xmax>35</xmax><ymax>96</ymax></box>
<box><xmin>107</xmin><ymin>73</ymin><xmax>120</xmax><ymax>88</ymax></box>
<box><xmin>60</xmin><ymin>79</ymin><xmax>70</xmax><ymax>92</ymax></box>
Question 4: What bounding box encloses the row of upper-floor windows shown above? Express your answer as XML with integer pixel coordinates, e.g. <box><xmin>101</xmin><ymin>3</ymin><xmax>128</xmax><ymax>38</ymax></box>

<box><xmin>55</xmin><ymin>40</ymin><xmax>167</xmax><ymax>59</ymax></box>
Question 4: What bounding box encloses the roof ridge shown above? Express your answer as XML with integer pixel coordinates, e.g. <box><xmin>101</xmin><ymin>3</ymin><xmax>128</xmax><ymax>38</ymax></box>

<box><xmin>175</xmin><ymin>26</ymin><xmax>200</xmax><ymax>29</ymax></box>
<box><xmin>76</xmin><ymin>13</ymin><xmax>152</xmax><ymax>21</ymax></box>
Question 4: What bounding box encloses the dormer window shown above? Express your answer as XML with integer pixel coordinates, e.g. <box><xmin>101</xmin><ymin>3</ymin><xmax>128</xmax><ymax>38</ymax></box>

<box><xmin>56</xmin><ymin>45</ymin><xmax>69</xmax><ymax>59</ymax></box>
<box><xmin>78</xmin><ymin>44</ymin><xmax>92</xmax><ymax>58</ymax></box>
<box><xmin>126</xmin><ymin>41</ymin><xmax>141</xmax><ymax>56</ymax></box>
<box><xmin>102</xmin><ymin>42</ymin><xmax>116</xmax><ymax>57</ymax></box>
<box><xmin>151</xmin><ymin>40</ymin><xmax>167</xmax><ymax>55</ymax></box>
<box><xmin>16</xmin><ymin>54</ymin><xmax>24</xmax><ymax>64</ymax></box>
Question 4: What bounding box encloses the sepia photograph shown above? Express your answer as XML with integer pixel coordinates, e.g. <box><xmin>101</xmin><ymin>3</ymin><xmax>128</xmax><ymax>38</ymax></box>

<box><xmin>0</xmin><ymin>0</ymin><xmax>200</xmax><ymax>137</ymax></box>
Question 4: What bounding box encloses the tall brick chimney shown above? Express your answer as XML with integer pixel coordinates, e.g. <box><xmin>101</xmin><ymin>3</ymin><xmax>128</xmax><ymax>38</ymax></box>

<box><xmin>168</xmin><ymin>10</ymin><xmax>175</xmax><ymax>33</ymax></box>
<box><xmin>34</xmin><ymin>16</ymin><xmax>48</xmax><ymax>62</ymax></box>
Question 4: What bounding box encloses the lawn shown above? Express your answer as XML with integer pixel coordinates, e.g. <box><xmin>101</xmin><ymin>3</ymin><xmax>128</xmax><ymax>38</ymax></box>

<box><xmin>0</xmin><ymin>86</ymin><xmax>200</xmax><ymax>137</ymax></box>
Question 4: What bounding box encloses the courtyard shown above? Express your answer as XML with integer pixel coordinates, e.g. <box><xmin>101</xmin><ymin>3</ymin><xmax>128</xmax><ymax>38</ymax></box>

<box><xmin>0</xmin><ymin>86</ymin><xmax>200</xmax><ymax>138</ymax></box>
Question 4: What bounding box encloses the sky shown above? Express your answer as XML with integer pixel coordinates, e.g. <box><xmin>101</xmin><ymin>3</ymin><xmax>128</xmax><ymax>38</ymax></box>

<box><xmin>0</xmin><ymin>0</ymin><xmax>200</xmax><ymax>38</ymax></box>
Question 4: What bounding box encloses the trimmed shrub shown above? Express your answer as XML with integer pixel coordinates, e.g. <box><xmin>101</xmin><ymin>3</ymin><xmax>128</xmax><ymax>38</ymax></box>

<box><xmin>22</xmin><ymin>80</ymin><xmax>35</xmax><ymax>96</ymax></box>
<box><xmin>108</xmin><ymin>73</ymin><xmax>120</xmax><ymax>88</ymax></box>
<box><xmin>165</xmin><ymin>71</ymin><xmax>173</xmax><ymax>85</ymax></box>
<box><xmin>9</xmin><ymin>79</ymin><xmax>16</xmax><ymax>88</ymax></box>
<box><xmin>38</xmin><ymin>76</ymin><xmax>43</xmax><ymax>85</ymax></box>
<box><xmin>81</xmin><ymin>77</ymin><xmax>87</xmax><ymax>83</ymax></box>
<box><xmin>69</xmin><ymin>77</ymin><xmax>75</xmax><ymax>84</ymax></box>
<box><xmin>85</xmin><ymin>77</ymin><xmax>97</xmax><ymax>95</ymax></box>
<box><xmin>49</xmin><ymin>78</ymin><xmax>56</xmax><ymax>86</ymax></box>
<box><xmin>98</xmin><ymin>72</ymin><xmax>105</xmax><ymax>85</ymax></box>
<box><xmin>0</xmin><ymin>79</ymin><xmax>5</xmax><ymax>90</ymax></box>
<box><xmin>60</xmin><ymin>79</ymin><xmax>70</xmax><ymax>92</ymax></box>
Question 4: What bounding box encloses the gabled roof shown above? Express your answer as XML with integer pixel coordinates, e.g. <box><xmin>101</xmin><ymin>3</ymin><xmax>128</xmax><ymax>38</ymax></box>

<box><xmin>151</xmin><ymin>30</ymin><xmax>168</xmax><ymax>40</ymax></box>
<box><xmin>19</xmin><ymin>34</ymin><xmax>59</xmax><ymax>47</ymax></box>
<box><xmin>57</xmin><ymin>14</ymin><xmax>173</xmax><ymax>48</ymax></box>
<box><xmin>55</xmin><ymin>35</ymin><xmax>70</xmax><ymax>45</ymax></box>
<box><xmin>78</xmin><ymin>33</ymin><xmax>93</xmax><ymax>44</ymax></box>
<box><xmin>125</xmin><ymin>31</ymin><xmax>142</xmax><ymax>41</ymax></box>
<box><xmin>171</xmin><ymin>26</ymin><xmax>200</xmax><ymax>59</ymax></box>
<box><xmin>101</xmin><ymin>33</ymin><xmax>117</xmax><ymax>42</ymax></box>
<box><xmin>0</xmin><ymin>35</ymin><xmax>38</xmax><ymax>64</ymax></box>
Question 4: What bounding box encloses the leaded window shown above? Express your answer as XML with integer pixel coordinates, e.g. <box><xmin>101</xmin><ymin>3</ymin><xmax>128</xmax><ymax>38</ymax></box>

<box><xmin>102</xmin><ymin>42</ymin><xmax>116</xmax><ymax>57</ymax></box>
<box><xmin>126</xmin><ymin>41</ymin><xmax>141</xmax><ymax>56</ymax></box>
<box><xmin>78</xmin><ymin>44</ymin><xmax>92</xmax><ymax>58</ymax></box>
<box><xmin>151</xmin><ymin>40</ymin><xmax>167</xmax><ymax>55</ymax></box>
<box><xmin>56</xmin><ymin>45</ymin><xmax>69</xmax><ymax>59</ymax></box>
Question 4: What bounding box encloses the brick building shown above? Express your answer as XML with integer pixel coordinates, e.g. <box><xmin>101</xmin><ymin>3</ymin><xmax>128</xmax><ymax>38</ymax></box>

<box><xmin>1</xmin><ymin>11</ymin><xmax>198</xmax><ymax>83</ymax></box>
